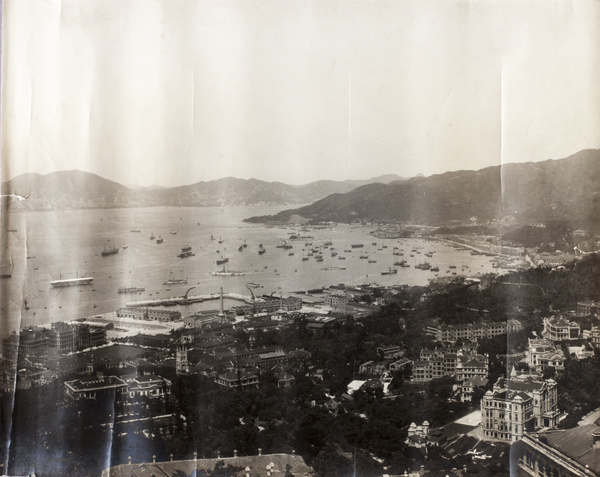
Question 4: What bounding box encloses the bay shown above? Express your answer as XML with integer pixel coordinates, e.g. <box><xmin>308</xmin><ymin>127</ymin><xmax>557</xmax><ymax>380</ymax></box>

<box><xmin>0</xmin><ymin>206</ymin><xmax>500</xmax><ymax>333</ymax></box>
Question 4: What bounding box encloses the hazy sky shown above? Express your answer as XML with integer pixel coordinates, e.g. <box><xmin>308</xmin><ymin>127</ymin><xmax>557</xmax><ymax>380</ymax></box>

<box><xmin>2</xmin><ymin>0</ymin><xmax>600</xmax><ymax>187</ymax></box>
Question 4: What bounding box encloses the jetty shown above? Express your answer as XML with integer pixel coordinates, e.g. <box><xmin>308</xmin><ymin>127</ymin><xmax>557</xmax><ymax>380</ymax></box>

<box><xmin>126</xmin><ymin>292</ymin><xmax>252</xmax><ymax>308</ymax></box>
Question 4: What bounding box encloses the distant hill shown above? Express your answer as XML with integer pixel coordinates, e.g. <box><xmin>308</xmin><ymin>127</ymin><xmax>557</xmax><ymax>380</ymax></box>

<box><xmin>244</xmin><ymin>149</ymin><xmax>600</xmax><ymax>230</ymax></box>
<box><xmin>0</xmin><ymin>171</ymin><xmax>406</xmax><ymax>210</ymax></box>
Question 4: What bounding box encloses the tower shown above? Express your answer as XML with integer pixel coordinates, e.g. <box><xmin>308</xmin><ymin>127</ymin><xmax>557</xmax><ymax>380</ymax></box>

<box><xmin>218</xmin><ymin>286</ymin><xmax>226</xmax><ymax>323</ymax></box>
<box><xmin>176</xmin><ymin>343</ymin><xmax>189</xmax><ymax>375</ymax></box>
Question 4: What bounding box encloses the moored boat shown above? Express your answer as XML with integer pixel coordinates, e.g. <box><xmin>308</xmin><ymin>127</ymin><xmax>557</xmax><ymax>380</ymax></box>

<box><xmin>178</xmin><ymin>245</ymin><xmax>195</xmax><ymax>258</ymax></box>
<box><xmin>101</xmin><ymin>244</ymin><xmax>119</xmax><ymax>257</ymax></box>
<box><xmin>118</xmin><ymin>286</ymin><xmax>145</xmax><ymax>294</ymax></box>
<box><xmin>50</xmin><ymin>277</ymin><xmax>94</xmax><ymax>287</ymax></box>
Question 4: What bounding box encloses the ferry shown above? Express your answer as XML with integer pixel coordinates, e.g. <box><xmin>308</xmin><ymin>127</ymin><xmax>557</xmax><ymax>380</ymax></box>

<box><xmin>351</xmin><ymin>244</ymin><xmax>364</xmax><ymax>248</ymax></box>
<box><xmin>50</xmin><ymin>277</ymin><xmax>94</xmax><ymax>287</ymax></box>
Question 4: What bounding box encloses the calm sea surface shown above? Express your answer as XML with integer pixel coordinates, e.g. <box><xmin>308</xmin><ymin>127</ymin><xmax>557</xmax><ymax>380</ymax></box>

<box><xmin>0</xmin><ymin>206</ymin><xmax>500</xmax><ymax>333</ymax></box>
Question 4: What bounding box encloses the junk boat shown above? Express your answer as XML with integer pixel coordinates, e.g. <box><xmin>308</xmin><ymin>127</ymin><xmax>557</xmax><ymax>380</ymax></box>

<box><xmin>216</xmin><ymin>256</ymin><xmax>229</xmax><ymax>265</ymax></box>
<box><xmin>101</xmin><ymin>244</ymin><xmax>119</xmax><ymax>257</ymax></box>
<box><xmin>178</xmin><ymin>245</ymin><xmax>195</xmax><ymax>258</ymax></box>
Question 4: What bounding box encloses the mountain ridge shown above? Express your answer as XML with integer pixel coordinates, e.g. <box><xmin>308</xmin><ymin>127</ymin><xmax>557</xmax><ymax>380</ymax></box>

<box><xmin>244</xmin><ymin>149</ymin><xmax>600</xmax><ymax>229</ymax></box>
<box><xmin>0</xmin><ymin>171</ymin><xmax>406</xmax><ymax>210</ymax></box>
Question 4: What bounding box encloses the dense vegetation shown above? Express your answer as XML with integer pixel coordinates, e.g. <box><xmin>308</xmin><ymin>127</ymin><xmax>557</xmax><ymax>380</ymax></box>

<box><xmin>2</xmin><ymin>255</ymin><xmax>600</xmax><ymax>476</ymax></box>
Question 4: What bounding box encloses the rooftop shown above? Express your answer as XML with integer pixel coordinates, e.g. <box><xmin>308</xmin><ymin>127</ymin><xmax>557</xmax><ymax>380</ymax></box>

<box><xmin>102</xmin><ymin>453</ymin><xmax>315</xmax><ymax>477</ymax></box>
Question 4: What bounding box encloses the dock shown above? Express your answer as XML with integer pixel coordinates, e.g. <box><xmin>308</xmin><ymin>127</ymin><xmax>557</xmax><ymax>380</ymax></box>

<box><xmin>125</xmin><ymin>292</ymin><xmax>252</xmax><ymax>308</ymax></box>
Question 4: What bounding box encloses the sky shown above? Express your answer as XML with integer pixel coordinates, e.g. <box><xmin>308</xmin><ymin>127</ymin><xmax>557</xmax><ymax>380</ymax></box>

<box><xmin>2</xmin><ymin>0</ymin><xmax>600</xmax><ymax>187</ymax></box>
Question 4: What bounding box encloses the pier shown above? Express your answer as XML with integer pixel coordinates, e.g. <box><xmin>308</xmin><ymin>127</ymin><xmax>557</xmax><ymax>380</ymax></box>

<box><xmin>125</xmin><ymin>292</ymin><xmax>252</xmax><ymax>308</ymax></box>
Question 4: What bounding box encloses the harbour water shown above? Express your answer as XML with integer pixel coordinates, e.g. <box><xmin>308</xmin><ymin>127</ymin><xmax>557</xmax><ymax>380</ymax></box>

<box><xmin>0</xmin><ymin>206</ymin><xmax>501</xmax><ymax>333</ymax></box>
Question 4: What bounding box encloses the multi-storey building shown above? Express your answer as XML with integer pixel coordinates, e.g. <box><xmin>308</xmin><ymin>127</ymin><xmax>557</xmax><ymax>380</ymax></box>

<box><xmin>50</xmin><ymin>322</ymin><xmax>77</xmax><ymax>353</ymax></box>
<box><xmin>64</xmin><ymin>375</ymin><xmax>128</xmax><ymax>401</ymax></box>
<box><xmin>127</xmin><ymin>374</ymin><xmax>171</xmax><ymax>399</ymax></box>
<box><xmin>214</xmin><ymin>370</ymin><xmax>259</xmax><ymax>389</ymax></box>
<box><xmin>577</xmin><ymin>300</ymin><xmax>600</xmax><ymax>317</ymax></box>
<box><xmin>527</xmin><ymin>338</ymin><xmax>566</xmax><ymax>373</ymax></box>
<box><xmin>411</xmin><ymin>346</ymin><xmax>488</xmax><ymax>387</ymax></box>
<box><xmin>591</xmin><ymin>326</ymin><xmax>600</xmax><ymax>349</ymax></box>
<box><xmin>542</xmin><ymin>316</ymin><xmax>580</xmax><ymax>342</ymax></box>
<box><xmin>481</xmin><ymin>375</ymin><xmax>559</xmax><ymax>443</ymax></box>
<box><xmin>325</xmin><ymin>294</ymin><xmax>350</xmax><ymax>308</ymax></box>
<box><xmin>513</xmin><ymin>424</ymin><xmax>600</xmax><ymax>477</ymax></box>
<box><xmin>117</xmin><ymin>307</ymin><xmax>181</xmax><ymax>322</ymax></box>
<box><xmin>432</xmin><ymin>320</ymin><xmax>522</xmax><ymax>343</ymax></box>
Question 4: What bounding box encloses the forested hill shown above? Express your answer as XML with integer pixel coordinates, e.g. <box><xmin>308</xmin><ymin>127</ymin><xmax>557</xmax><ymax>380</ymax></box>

<box><xmin>244</xmin><ymin>149</ymin><xmax>600</xmax><ymax>229</ymax></box>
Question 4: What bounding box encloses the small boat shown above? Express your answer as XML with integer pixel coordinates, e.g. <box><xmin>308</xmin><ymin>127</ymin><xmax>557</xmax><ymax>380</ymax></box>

<box><xmin>156</xmin><ymin>237</ymin><xmax>163</xmax><ymax>244</ymax></box>
<box><xmin>216</xmin><ymin>256</ymin><xmax>229</xmax><ymax>265</ymax></box>
<box><xmin>122</xmin><ymin>244</ymin><xmax>128</xmax><ymax>249</ymax></box>
<box><xmin>368</xmin><ymin>259</ymin><xmax>377</xmax><ymax>263</ymax></box>
<box><xmin>150</xmin><ymin>234</ymin><xmax>155</xmax><ymax>240</ymax></box>
<box><xmin>130</xmin><ymin>229</ymin><xmax>141</xmax><ymax>233</ymax></box>
<box><xmin>163</xmin><ymin>272</ymin><xmax>188</xmax><ymax>285</ymax></box>
<box><xmin>381</xmin><ymin>267</ymin><xmax>397</xmax><ymax>275</ymax></box>
<box><xmin>288</xmin><ymin>252</ymin><xmax>295</xmax><ymax>256</ymax></box>
<box><xmin>238</xmin><ymin>245</ymin><xmax>243</xmax><ymax>252</ymax></box>
<box><xmin>170</xmin><ymin>231</ymin><xmax>178</xmax><ymax>235</ymax></box>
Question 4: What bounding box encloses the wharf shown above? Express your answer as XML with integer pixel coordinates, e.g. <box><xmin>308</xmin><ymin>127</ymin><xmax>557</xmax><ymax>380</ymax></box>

<box><xmin>125</xmin><ymin>292</ymin><xmax>251</xmax><ymax>308</ymax></box>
